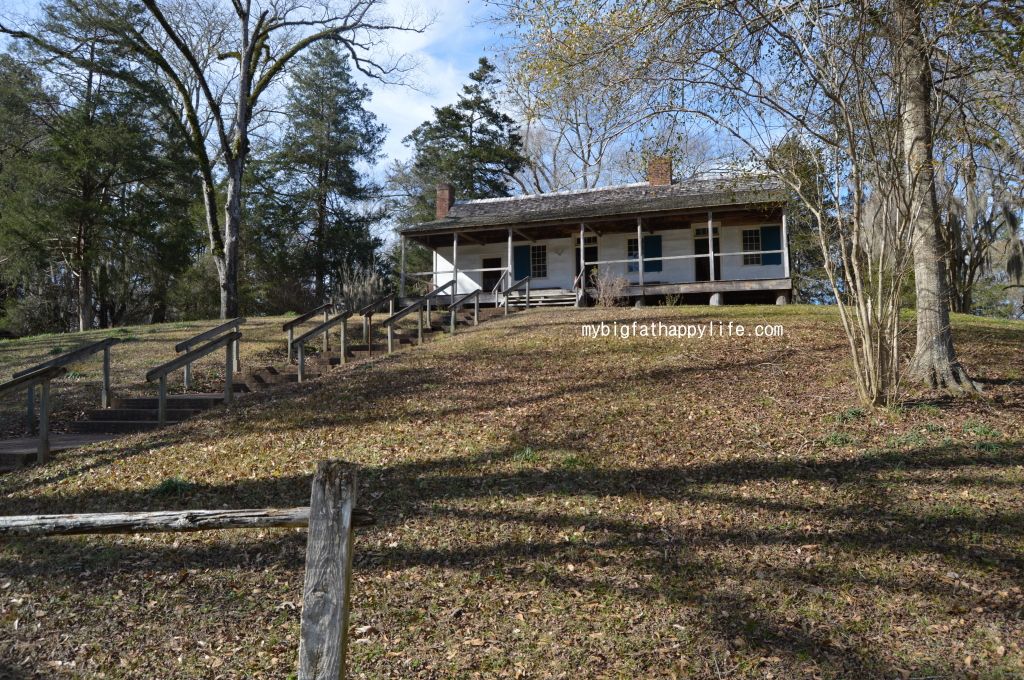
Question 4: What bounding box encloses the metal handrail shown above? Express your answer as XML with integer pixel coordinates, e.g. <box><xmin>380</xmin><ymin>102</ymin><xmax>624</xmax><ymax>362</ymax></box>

<box><xmin>284</xmin><ymin>303</ymin><xmax>335</xmax><ymax>363</ymax></box>
<box><xmin>0</xmin><ymin>365</ymin><xmax>68</xmax><ymax>464</ymax></box>
<box><xmin>175</xmin><ymin>318</ymin><xmax>245</xmax><ymax>389</ymax></box>
<box><xmin>13</xmin><ymin>337</ymin><xmax>121</xmax><ymax>415</ymax></box>
<box><xmin>146</xmin><ymin>331</ymin><xmax>241</xmax><ymax>428</ymax></box>
<box><xmin>289</xmin><ymin>312</ymin><xmax>354</xmax><ymax>381</ymax></box>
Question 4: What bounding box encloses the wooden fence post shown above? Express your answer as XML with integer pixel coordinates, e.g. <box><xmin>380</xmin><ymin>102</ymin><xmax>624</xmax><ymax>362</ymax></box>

<box><xmin>235</xmin><ymin>333</ymin><xmax>241</xmax><ymax>372</ymax></box>
<box><xmin>298</xmin><ymin>345</ymin><xmax>306</xmax><ymax>383</ymax></box>
<box><xmin>298</xmin><ymin>461</ymin><xmax>356</xmax><ymax>680</ymax></box>
<box><xmin>323</xmin><ymin>310</ymin><xmax>330</xmax><ymax>353</ymax></box>
<box><xmin>474</xmin><ymin>292</ymin><xmax>479</xmax><ymax>326</ymax></box>
<box><xmin>417</xmin><ymin>307</ymin><xmax>423</xmax><ymax>346</ymax></box>
<box><xmin>288</xmin><ymin>328</ymin><xmax>295</xmax><ymax>364</ymax></box>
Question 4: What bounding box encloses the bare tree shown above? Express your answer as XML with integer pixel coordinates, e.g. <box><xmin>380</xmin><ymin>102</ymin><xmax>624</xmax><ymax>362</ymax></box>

<box><xmin>3</xmin><ymin>0</ymin><xmax>427</xmax><ymax>318</ymax></box>
<box><xmin>494</xmin><ymin>0</ymin><xmax>994</xmax><ymax>402</ymax></box>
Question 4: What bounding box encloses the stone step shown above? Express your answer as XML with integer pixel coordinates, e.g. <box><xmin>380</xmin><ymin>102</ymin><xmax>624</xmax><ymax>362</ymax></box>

<box><xmin>112</xmin><ymin>394</ymin><xmax>226</xmax><ymax>410</ymax></box>
<box><xmin>85</xmin><ymin>408</ymin><xmax>199</xmax><ymax>422</ymax></box>
<box><xmin>67</xmin><ymin>420</ymin><xmax>163</xmax><ymax>434</ymax></box>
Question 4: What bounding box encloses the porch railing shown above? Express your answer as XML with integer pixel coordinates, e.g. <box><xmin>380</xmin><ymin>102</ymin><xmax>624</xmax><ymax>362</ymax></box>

<box><xmin>0</xmin><ymin>365</ymin><xmax>67</xmax><ymax>464</ymax></box>
<box><xmin>13</xmin><ymin>337</ymin><xmax>121</xmax><ymax>430</ymax></box>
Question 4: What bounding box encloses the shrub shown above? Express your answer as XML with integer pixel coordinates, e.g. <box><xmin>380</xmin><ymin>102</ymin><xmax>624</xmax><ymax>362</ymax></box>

<box><xmin>591</xmin><ymin>270</ymin><xmax>629</xmax><ymax>307</ymax></box>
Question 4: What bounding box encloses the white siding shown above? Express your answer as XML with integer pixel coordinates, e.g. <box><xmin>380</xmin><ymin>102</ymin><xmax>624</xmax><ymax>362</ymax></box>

<box><xmin>424</xmin><ymin>222</ymin><xmax>786</xmax><ymax>290</ymax></box>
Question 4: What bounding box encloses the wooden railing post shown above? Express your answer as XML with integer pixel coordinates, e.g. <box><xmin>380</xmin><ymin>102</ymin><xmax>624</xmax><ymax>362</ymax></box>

<box><xmin>474</xmin><ymin>291</ymin><xmax>479</xmax><ymax>325</ymax></box>
<box><xmin>340</xmin><ymin>319</ymin><xmax>347</xmax><ymax>365</ymax></box>
<box><xmin>387</xmin><ymin>324</ymin><xmax>394</xmax><ymax>354</ymax></box>
<box><xmin>184</xmin><ymin>362</ymin><xmax>191</xmax><ymax>390</ymax></box>
<box><xmin>26</xmin><ymin>384</ymin><xmax>36</xmax><ymax>435</ymax></box>
<box><xmin>102</xmin><ymin>346</ymin><xmax>112</xmax><ymax>408</ymax></box>
<box><xmin>288</xmin><ymin>328</ymin><xmax>295</xmax><ymax>364</ymax></box>
<box><xmin>450</xmin><ymin>301</ymin><xmax>457</xmax><ymax>334</ymax></box>
<box><xmin>298</xmin><ymin>344</ymin><xmax>306</xmax><ymax>383</ymax></box>
<box><xmin>362</xmin><ymin>316</ymin><xmax>369</xmax><ymax>346</ymax></box>
<box><xmin>234</xmin><ymin>334</ymin><xmax>241</xmax><ymax>372</ymax></box>
<box><xmin>38</xmin><ymin>378</ymin><xmax>51</xmax><ymax>464</ymax></box>
<box><xmin>323</xmin><ymin>309</ymin><xmax>330</xmax><ymax>352</ymax></box>
<box><xmin>158</xmin><ymin>376</ymin><xmax>167</xmax><ymax>428</ymax></box>
<box><xmin>225</xmin><ymin>341</ymin><xmax>234</xmax><ymax>403</ymax></box>
<box><xmin>417</xmin><ymin>307</ymin><xmax>424</xmax><ymax>346</ymax></box>
<box><xmin>298</xmin><ymin>461</ymin><xmax>356</xmax><ymax>680</ymax></box>
<box><xmin>526</xmin><ymin>278</ymin><xmax>531</xmax><ymax>309</ymax></box>
<box><xmin>366</xmin><ymin>315</ymin><xmax>372</xmax><ymax>359</ymax></box>
<box><xmin>426</xmin><ymin>297</ymin><xmax>432</xmax><ymax>326</ymax></box>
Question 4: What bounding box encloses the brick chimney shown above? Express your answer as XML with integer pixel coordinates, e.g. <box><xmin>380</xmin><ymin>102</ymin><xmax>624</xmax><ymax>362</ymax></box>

<box><xmin>648</xmin><ymin>157</ymin><xmax>672</xmax><ymax>186</ymax></box>
<box><xmin>436</xmin><ymin>183</ymin><xmax>455</xmax><ymax>220</ymax></box>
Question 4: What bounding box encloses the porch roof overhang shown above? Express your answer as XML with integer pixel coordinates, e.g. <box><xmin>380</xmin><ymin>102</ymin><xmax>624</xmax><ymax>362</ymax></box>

<box><xmin>399</xmin><ymin>177</ymin><xmax>788</xmax><ymax>248</ymax></box>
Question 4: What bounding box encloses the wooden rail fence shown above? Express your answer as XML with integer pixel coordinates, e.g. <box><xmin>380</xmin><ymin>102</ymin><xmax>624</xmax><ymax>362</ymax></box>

<box><xmin>0</xmin><ymin>460</ymin><xmax>373</xmax><ymax>680</ymax></box>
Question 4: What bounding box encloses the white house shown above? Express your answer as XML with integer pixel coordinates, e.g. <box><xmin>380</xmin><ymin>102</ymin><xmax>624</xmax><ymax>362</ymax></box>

<box><xmin>398</xmin><ymin>158</ymin><xmax>792</xmax><ymax>306</ymax></box>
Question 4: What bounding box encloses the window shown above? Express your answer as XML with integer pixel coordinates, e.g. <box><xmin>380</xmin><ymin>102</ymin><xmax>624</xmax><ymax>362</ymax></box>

<box><xmin>531</xmin><ymin>245</ymin><xmax>547</xmax><ymax>278</ymax></box>
<box><xmin>576</xmin><ymin>235</ymin><xmax>597</xmax><ymax>246</ymax></box>
<box><xmin>627</xmin><ymin>235</ymin><xmax>663</xmax><ymax>273</ymax></box>
<box><xmin>694</xmin><ymin>226</ymin><xmax>719</xmax><ymax>237</ymax></box>
<box><xmin>742</xmin><ymin>229</ymin><xmax>761</xmax><ymax>265</ymax></box>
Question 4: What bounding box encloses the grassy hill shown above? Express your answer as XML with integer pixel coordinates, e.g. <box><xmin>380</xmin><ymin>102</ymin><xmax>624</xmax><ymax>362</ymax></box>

<box><xmin>1</xmin><ymin>305</ymin><xmax>1022</xmax><ymax>679</ymax></box>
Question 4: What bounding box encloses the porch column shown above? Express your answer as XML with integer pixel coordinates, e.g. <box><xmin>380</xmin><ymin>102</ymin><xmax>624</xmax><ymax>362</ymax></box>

<box><xmin>507</xmin><ymin>227</ymin><xmax>513</xmax><ymax>287</ymax></box>
<box><xmin>452</xmin><ymin>232</ymin><xmax>459</xmax><ymax>296</ymax></box>
<box><xmin>400</xmin><ymin>235</ymin><xmax>406</xmax><ymax>297</ymax></box>
<box><xmin>708</xmin><ymin>210</ymin><xmax>721</xmax><ymax>306</ymax></box>
<box><xmin>636</xmin><ymin>217</ymin><xmax>645</xmax><ymax>305</ymax></box>
<box><xmin>781</xmin><ymin>208</ymin><xmax>791</xmax><ymax>279</ymax></box>
<box><xmin>579</xmin><ymin>222</ymin><xmax>585</xmax><ymax>286</ymax></box>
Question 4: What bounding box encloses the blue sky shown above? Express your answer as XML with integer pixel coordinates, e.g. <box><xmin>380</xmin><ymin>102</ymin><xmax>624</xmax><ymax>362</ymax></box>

<box><xmin>1</xmin><ymin>0</ymin><xmax>501</xmax><ymax>164</ymax></box>
<box><xmin>362</xmin><ymin>0</ymin><xmax>501</xmax><ymax>163</ymax></box>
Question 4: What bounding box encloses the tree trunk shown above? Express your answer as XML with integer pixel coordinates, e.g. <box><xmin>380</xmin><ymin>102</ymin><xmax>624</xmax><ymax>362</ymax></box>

<box><xmin>895</xmin><ymin>0</ymin><xmax>977</xmax><ymax>392</ymax></box>
<box><xmin>77</xmin><ymin>263</ymin><xmax>92</xmax><ymax>332</ymax></box>
<box><xmin>217</xmin><ymin>157</ymin><xmax>243</xmax><ymax>319</ymax></box>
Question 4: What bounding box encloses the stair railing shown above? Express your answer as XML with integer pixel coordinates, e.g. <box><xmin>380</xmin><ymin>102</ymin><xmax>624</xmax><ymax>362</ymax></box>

<box><xmin>289</xmin><ymin>310</ymin><xmax>353</xmax><ymax>382</ymax></box>
<box><xmin>448</xmin><ymin>290</ymin><xmax>480</xmax><ymax>334</ymax></box>
<box><xmin>13</xmin><ymin>337</ymin><xmax>122</xmax><ymax>433</ymax></box>
<box><xmin>500</xmin><ymin>276</ymin><xmax>532</xmax><ymax>315</ymax></box>
<box><xmin>354</xmin><ymin>293</ymin><xmax>397</xmax><ymax>359</ymax></box>
<box><xmin>175</xmin><ymin>318</ymin><xmax>245</xmax><ymax>390</ymax></box>
<box><xmin>145</xmin><ymin>331</ymin><xmax>241</xmax><ymax>428</ymax></box>
<box><xmin>380</xmin><ymin>281</ymin><xmax>455</xmax><ymax>355</ymax></box>
<box><xmin>0</xmin><ymin>366</ymin><xmax>68</xmax><ymax>464</ymax></box>
<box><xmin>283</xmin><ymin>303</ymin><xmax>334</xmax><ymax>363</ymax></box>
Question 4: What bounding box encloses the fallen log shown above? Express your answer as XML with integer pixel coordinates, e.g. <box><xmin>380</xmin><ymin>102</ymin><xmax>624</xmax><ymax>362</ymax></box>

<box><xmin>0</xmin><ymin>507</ymin><xmax>375</xmax><ymax>537</ymax></box>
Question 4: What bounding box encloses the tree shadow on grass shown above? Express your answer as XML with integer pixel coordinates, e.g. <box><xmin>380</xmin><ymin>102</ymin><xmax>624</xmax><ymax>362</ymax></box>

<box><xmin>2</xmin><ymin>440</ymin><xmax>1020</xmax><ymax>677</ymax></box>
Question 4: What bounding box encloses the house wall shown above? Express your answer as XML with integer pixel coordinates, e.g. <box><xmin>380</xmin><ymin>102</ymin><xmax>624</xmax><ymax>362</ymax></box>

<box><xmin>426</xmin><ymin>222</ymin><xmax>786</xmax><ymax>290</ymax></box>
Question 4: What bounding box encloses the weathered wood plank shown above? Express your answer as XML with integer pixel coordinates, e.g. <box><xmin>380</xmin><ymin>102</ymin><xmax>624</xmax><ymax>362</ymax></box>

<box><xmin>299</xmin><ymin>461</ymin><xmax>357</xmax><ymax>680</ymax></box>
<box><xmin>174</xmin><ymin>318</ymin><xmax>245</xmax><ymax>353</ymax></box>
<box><xmin>0</xmin><ymin>507</ymin><xmax>374</xmax><ymax>537</ymax></box>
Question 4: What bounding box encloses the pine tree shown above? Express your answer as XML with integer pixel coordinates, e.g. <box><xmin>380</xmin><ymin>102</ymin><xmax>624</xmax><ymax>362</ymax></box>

<box><xmin>399</xmin><ymin>58</ymin><xmax>528</xmax><ymax>224</ymax></box>
<box><xmin>274</xmin><ymin>42</ymin><xmax>387</xmax><ymax>302</ymax></box>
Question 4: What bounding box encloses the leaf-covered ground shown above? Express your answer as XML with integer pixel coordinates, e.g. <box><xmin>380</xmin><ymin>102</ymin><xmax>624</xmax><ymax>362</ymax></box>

<box><xmin>1</xmin><ymin>305</ymin><xmax>1023</xmax><ymax>679</ymax></box>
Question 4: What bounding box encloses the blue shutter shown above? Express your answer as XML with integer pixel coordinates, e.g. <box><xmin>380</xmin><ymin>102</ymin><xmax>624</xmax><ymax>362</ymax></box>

<box><xmin>513</xmin><ymin>245</ymin><xmax>531</xmax><ymax>280</ymax></box>
<box><xmin>761</xmin><ymin>226</ymin><xmax>782</xmax><ymax>265</ymax></box>
<box><xmin>643</xmin><ymin>235</ymin><xmax>662</xmax><ymax>273</ymax></box>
